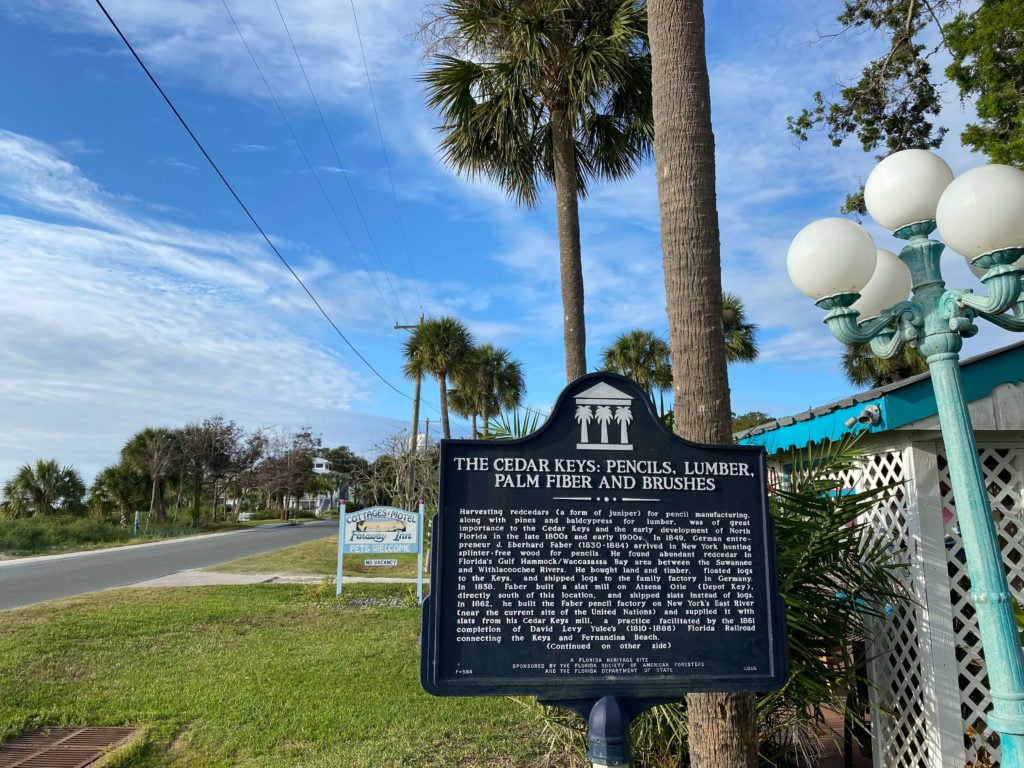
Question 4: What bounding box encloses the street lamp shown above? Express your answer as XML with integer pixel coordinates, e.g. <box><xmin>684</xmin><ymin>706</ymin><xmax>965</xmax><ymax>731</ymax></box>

<box><xmin>787</xmin><ymin>149</ymin><xmax>1024</xmax><ymax>764</ymax></box>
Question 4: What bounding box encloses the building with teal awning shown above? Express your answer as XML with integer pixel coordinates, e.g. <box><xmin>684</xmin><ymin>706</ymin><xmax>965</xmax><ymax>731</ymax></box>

<box><xmin>737</xmin><ymin>340</ymin><xmax>1024</xmax><ymax>768</ymax></box>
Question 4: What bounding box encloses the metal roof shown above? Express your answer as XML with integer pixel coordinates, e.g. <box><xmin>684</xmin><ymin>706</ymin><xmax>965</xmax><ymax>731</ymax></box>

<box><xmin>736</xmin><ymin>339</ymin><xmax>1024</xmax><ymax>454</ymax></box>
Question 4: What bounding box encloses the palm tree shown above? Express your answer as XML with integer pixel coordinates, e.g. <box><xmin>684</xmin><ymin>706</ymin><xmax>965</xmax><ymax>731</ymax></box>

<box><xmin>450</xmin><ymin>344</ymin><xmax>525</xmax><ymax>438</ymax></box>
<box><xmin>447</xmin><ymin>385</ymin><xmax>480</xmax><ymax>437</ymax></box>
<box><xmin>842</xmin><ymin>342</ymin><xmax>927</xmax><ymax>388</ymax></box>
<box><xmin>121</xmin><ymin>427</ymin><xmax>177</xmax><ymax>524</ymax></box>
<box><xmin>575</xmin><ymin>404</ymin><xmax>594</xmax><ymax>443</ymax></box>
<box><xmin>422</xmin><ymin>0</ymin><xmax>653</xmax><ymax>382</ymax></box>
<box><xmin>475</xmin><ymin>345</ymin><xmax>525</xmax><ymax>436</ymax></box>
<box><xmin>722</xmin><ymin>292</ymin><xmax>759</xmax><ymax>363</ymax></box>
<box><xmin>601</xmin><ymin>329</ymin><xmax>671</xmax><ymax>397</ymax></box>
<box><xmin>1</xmin><ymin>459</ymin><xmax>87</xmax><ymax>519</ymax></box>
<box><xmin>649</xmin><ymin>0</ymin><xmax>756</xmax><ymax>763</ymax></box>
<box><xmin>403</xmin><ymin>316</ymin><xmax>474</xmax><ymax>439</ymax></box>
<box><xmin>90</xmin><ymin>463</ymin><xmax>147</xmax><ymax>526</ymax></box>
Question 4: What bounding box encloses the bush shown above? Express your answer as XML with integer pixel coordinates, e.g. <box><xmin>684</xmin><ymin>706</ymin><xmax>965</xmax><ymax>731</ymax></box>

<box><xmin>0</xmin><ymin>516</ymin><xmax>132</xmax><ymax>554</ymax></box>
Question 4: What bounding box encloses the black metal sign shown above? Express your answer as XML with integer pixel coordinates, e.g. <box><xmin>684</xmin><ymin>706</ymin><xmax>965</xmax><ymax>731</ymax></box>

<box><xmin>421</xmin><ymin>373</ymin><xmax>788</xmax><ymax>700</ymax></box>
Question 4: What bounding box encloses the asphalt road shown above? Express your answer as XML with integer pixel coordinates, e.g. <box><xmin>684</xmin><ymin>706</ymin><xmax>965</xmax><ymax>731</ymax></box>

<box><xmin>0</xmin><ymin>519</ymin><xmax>337</xmax><ymax>611</ymax></box>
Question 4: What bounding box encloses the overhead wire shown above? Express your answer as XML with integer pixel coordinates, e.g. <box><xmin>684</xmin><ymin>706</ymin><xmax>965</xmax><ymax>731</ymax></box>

<box><xmin>219</xmin><ymin>0</ymin><xmax>403</xmax><ymax>325</ymax></box>
<box><xmin>271</xmin><ymin>0</ymin><xmax>410</xmax><ymax>324</ymax></box>
<box><xmin>348</xmin><ymin>0</ymin><xmax>425</xmax><ymax>313</ymax></box>
<box><xmin>92</xmin><ymin>0</ymin><xmax>422</xmax><ymax>405</ymax></box>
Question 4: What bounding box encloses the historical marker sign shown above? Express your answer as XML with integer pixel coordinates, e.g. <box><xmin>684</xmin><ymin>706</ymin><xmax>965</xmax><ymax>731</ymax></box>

<box><xmin>421</xmin><ymin>373</ymin><xmax>788</xmax><ymax>700</ymax></box>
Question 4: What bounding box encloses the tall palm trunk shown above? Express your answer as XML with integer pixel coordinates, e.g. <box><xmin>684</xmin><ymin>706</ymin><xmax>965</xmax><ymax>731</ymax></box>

<box><xmin>649</xmin><ymin>1</ymin><xmax>756</xmax><ymax>766</ymax></box>
<box><xmin>151</xmin><ymin>477</ymin><xmax>166</xmax><ymax>524</ymax></box>
<box><xmin>551</xmin><ymin>107</ymin><xmax>586</xmax><ymax>382</ymax></box>
<box><xmin>481</xmin><ymin>402</ymin><xmax>490</xmax><ymax>437</ymax></box>
<box><xmin>439</xmin><ymin>375</ymin><xmax>452</xmax><ymax>439</ymax></box>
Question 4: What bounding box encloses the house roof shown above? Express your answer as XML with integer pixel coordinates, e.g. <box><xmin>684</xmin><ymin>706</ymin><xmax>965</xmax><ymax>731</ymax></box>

<box><xmin>736</xmin><ymin>339</ymin><xmax>1024</xmax><ymax>454</ymax></box>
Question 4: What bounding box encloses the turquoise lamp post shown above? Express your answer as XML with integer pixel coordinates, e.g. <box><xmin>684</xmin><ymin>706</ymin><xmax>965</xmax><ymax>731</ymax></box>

<box><xmin>788</xmin><ymin>149</ymin><xmax>1024</xmax><ymax>763</ymax></box>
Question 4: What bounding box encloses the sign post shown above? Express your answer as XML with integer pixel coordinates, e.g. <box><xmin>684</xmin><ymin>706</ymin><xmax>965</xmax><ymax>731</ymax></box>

<box><xmin>417</xmin><ymin>500</ymin><xmax>425</xmax><ymax>604</ymax></box>
<box><xmin>335</xmin><ymin>500</ymin><xmax>346</xmax><ymax>597</ymax></box>
<box><xmin>421</xmin><ymin>373</ymin><xmax>788</xmax><ymax>765</ymax></box>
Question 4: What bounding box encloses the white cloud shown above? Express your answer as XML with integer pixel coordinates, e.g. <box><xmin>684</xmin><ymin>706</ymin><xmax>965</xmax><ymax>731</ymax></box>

<box><xmin>0</xmin><ymin>129</ymin><xmax>441</xmax><ymax>481</ymax></box>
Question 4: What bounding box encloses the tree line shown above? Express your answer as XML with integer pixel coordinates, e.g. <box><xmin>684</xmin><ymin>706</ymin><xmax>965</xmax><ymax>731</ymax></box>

<box><xmin>0</xmin><ymin>419</ymin><xmax>370</xmax><ymax>527</ymax></box>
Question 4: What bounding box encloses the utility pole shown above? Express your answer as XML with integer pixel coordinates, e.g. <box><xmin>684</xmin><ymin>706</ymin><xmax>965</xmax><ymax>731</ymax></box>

<box><xmin>396</xmin><ymin>315</ymin><xmax>424</xmax><ymax>507</ymax></box>
<box><xmin>395</xmin><ymin>315</ymin><xmax>424</xmax><ymax>450</ymax></box>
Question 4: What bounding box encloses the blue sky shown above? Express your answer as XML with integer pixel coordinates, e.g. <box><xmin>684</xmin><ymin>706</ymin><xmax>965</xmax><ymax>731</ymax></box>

<box><xmin>0</xmin><ymin>0</ymin><xmax>1003</xmax><ymax>481</ymax></box>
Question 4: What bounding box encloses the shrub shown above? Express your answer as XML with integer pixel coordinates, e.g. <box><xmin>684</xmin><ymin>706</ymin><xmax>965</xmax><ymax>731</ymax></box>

<box><xmin>0</xmin><ymin>516</ymin><xmax>131</xmax><ymax>554</ymax></box>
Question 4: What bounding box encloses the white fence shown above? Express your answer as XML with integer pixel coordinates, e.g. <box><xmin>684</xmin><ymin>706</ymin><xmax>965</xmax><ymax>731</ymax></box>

<box><xmin>834</xmin><ymin>440</ymin><xmax>1024</xmax><ymax>767</ymax></box>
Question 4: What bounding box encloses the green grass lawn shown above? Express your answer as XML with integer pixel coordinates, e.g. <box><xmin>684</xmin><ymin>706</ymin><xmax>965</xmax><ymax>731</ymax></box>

<box><xmin>0</xmin><ymin>584</ymin><xmax>547</xmax><ymax>767</ymax></box>
<box><xmin>0</xmin><ymin>518</ymin><xmax>300</xmax><ymax>559</ymax></box>
<box><xmin>206</xmin><ymin>536</ymin><xmax>424</xmax><ymax>579</ymax></box>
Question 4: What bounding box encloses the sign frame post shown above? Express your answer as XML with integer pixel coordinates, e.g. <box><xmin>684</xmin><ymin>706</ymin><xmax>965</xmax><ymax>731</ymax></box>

<box><xmin>417</xmin><ymin>500</ymin><xmax>425</xmax><ymax>604</ymax></box>
<box><xmin>335</xmin><ymin>499</ymin><xmax>346</xmax><ymax>596</ymax></box>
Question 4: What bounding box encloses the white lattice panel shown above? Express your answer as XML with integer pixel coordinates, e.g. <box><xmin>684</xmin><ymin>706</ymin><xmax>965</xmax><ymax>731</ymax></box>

<box><xmin>852</xmin><ymin>450</ymin><xmax>932</xmax><ymax>768</ymax></box>
<box><xmin>939</xmin><ymin>445</ymin><xmax>1024</xmax><ymax>761</ymax></box>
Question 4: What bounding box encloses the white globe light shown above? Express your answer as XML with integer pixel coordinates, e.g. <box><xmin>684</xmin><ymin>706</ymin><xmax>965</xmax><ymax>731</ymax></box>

<box><xmin>968</xmin><ymin>252</ymin><xmax>1024</xmax><ymax>279</ymax></box>
<box><xmin>787</xmin><ymin>218</ymin><xmax>877</xmax><ymax>301</ymax></box>
<box><xmin>937</xmin><ymin>164</ymin><xmax>1024</xmax><ymax>261</ymax></box>
<box><xmin>852</xmin><ymin>249</ymin><xmax>912</xmax><ymax>319</ymax></box>
<box><xmin>864</xmin><ymin>149</ymin><xmax>954</xmax><ymax>231</ymax></box>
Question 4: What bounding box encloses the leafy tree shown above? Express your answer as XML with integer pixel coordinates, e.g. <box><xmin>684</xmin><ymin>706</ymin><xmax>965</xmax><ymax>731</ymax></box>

<box><xmin>402</xmin><ymin>316</ymin><xmax>474</xmax><ymax>439</ymax></box>
<box><xmin>352</xmin><ymin>432</ymin><xmax>440</xmax><ymax>511</ymax></box>
<box><xmin>788</xmin><ymin>0</ymin><xmax>1024</xmax><ymax>212</ymax></box>
<box><xmin>121</xmin><ymin>427</ymin><xmax>178</xmax><ymax>524</ymax></box>
<box><xmin>946</xmin><ymin>0</ymin><xmax>1024</xmax><ymax>166</ymax></box>
<box><xmin>648</xmin><ymin>0</ymin><xmax>751</xmax><ymax>762</ymax></box>
<box><xmin>90</xmin><ymin>463</ymin><xmax>148</xmax><ymax>526</ymax></box>
<box><xmin>421</xmin><ymin>0</ymin><xmax>653</xmax><ymax>381</ymax></box>
<box><xmin>842</xmin><ymin>340</ymin><xmax>928</xmax><ymax>387</ymax></box>
<box><xmin>731</xmin><ymin>411</ymin><xmax>773</xmax><ymax>434</ymax></box>
<box><xmin>1</xmin><ymin>459</ymin><xmax>87</xmax><ymax>519</ymax></box>
<box><xmin>320</xmin><ymin>445</ymin><xmax>370</xmax><ymax>492</ymax></box>
<box><xmin>178</xmin><ymin>416</ymin><xmax>244</xmax><ymax>527</ymax></box>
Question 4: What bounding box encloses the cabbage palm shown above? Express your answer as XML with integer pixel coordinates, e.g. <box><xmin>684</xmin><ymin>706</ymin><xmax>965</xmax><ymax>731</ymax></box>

<box><xmin>1</xmin><ymin>459</ymin><xmax>87</xmax><ymax>519</ymax></box>
<box><xmin>447</xmin><ymin>385</ymin><xmax>481</xmax><ymax>437</ymax></box>
<box><xmin>601</xmin><ymin>328</ymin><xmax>671</xmax><ymax>398</ymax></box>
<box><xmin>842</xmin><ymin>341</ymin><xmax>927</xmax><ymax>388</ymax></box>
<box><xmin>90</xmin><ymin>463</ymin><xmax>148</xmax><ymax>526</ymax></box>
<box><xmin>422</xmin><ymin>0</ymin><xmax>653</xmax><ymax>382</ymax></box>
<box><xmin>450</xmin><ymin>344</ymin><xmax>525</xmax><ymax>437</ymax></box>
<box><xmin>403</xmin><ymin>316</ymin><xmax>474</xmax><ymax>440</ymax></box>
<box><xmin>121</xmin><ymin>427</ymin><xmax>178</xmax><ymax>524</ymax></box>
<box><xmin>722</xmin><ymin>292</ymin><xmax>759</xmax><ymax>363</ymax></box>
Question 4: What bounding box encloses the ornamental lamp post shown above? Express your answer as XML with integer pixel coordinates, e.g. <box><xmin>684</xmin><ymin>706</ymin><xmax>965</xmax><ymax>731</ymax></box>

<box><xmin>787</xmin><ymin>149</ymin><xmax>1024</xmax><ymax>763</ymax></box>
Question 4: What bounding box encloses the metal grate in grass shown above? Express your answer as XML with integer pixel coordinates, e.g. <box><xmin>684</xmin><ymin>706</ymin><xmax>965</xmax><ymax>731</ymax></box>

<box><xmin>0</xmin><ymin>727</ymin><xmax>136</xmax><ymax>767</ymax></box>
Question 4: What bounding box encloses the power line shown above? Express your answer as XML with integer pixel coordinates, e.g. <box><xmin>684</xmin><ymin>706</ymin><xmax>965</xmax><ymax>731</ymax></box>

<box><xmin>271</xmin><ymin>0</ymin><xmax>410</xmax><ymax>323</ymax></box>
<box><xmin>92</xmin><ymin>0</ymin><xmax>417</xmax><ymax>404</ymax></box>
<box><xmin>219</xmin><ymin>0</ymin><xmax>403</xmax><ymax>324</ymax></box>
<box><xmin>348</xmin><ymin>0</ymin><xmax>425</xmax><ymax>313</ymax></box>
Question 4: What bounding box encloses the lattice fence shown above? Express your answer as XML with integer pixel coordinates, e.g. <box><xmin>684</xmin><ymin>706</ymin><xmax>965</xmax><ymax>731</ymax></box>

<box><xmin>851</xmin><ymin>449</ymin><xmax>932</xmax><ymax>768</ymax></box>
<box><xmin>939</xmin><ymin>444</ymin><xmax>1024</xmax><ymax>763</ymax></box>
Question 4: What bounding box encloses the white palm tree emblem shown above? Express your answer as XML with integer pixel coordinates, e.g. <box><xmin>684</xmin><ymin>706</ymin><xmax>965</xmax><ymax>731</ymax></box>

<box><xmin>594</xmin><ymin>405</ymin><xmax>614</xmax><ymax>444</ymax></box>
<box><xmin>614</xmin><ymin>406</ymin><xmax>633</xmax><ymax>444</ymax></box>
<box><xmin>575</xmin><ymin>405</ymin><xmax>593</xmax><ymax>443</ymax></box>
